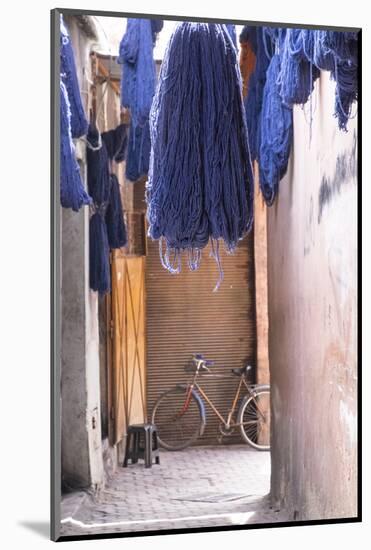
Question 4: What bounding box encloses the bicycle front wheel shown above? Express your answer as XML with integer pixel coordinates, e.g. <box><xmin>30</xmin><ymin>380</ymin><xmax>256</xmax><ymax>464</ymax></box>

<box><xmin>238</xmin><ymin>385</ymin><xmax>271</xmax><ymax>451</ymax></box>
<box><xmin>151</xmin><ymin>387</ymin><xmax>204</xmax><ymax>451</ymax></box>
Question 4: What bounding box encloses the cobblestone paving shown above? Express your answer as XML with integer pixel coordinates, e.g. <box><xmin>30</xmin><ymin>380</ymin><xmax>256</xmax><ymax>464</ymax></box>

<box><xmin>60</xmin><ymin>445</ymin><xmax>291</xmax><ymax>537</ymax></box>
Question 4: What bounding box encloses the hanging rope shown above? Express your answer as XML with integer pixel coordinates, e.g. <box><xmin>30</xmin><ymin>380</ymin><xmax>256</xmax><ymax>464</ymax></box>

<box><xmin>259</xmin><ymin>54</ymin><xmax>293</xmax><ymax>205</ymax></box>
<box><xmin>146</xmin><ymin>23</ymin><xmax>254</xmax><ymax>287</ymax></box>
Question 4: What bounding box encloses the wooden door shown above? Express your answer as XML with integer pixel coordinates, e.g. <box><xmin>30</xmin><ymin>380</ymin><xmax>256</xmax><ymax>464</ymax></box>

<box><xmin>110</xmin><ymin>252</ymin><xmax>147</xmax><ymax>446</ymax></box>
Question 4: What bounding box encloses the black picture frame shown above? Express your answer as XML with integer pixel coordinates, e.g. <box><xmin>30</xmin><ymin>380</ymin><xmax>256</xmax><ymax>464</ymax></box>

<box><xmin>51</xmin><ymin>8</ymin><xmax>362</xmax><ymax>542</ymax></box>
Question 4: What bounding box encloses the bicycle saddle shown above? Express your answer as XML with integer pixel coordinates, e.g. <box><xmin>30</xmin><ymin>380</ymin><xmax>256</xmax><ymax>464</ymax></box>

<box><xmin>231</xmin><ymin>365</ymin><xmax>253</xmax><ymax>377</ymax></box>
<box><xmin>192</xmin><ymin>353</ymin><xmax>214</xmax><ymax>367</ymax></box>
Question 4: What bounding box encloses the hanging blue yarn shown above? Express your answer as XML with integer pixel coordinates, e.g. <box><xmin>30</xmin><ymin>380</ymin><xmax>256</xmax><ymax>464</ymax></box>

<box><xmin>101</xmin><ymin>123</ymin><xmax>128</xmax><ymax>163</ymax></box>
<box><xmin>226</xmin><ymin>24</ymin><xmax>237</xmax><ymax>48</ymax></box>
<box><xmin>321</xmin><ymin>32</ymin><xmax>358</xmax><ymax>131</ymax></box>
<box><xmin>89</xmin><ymin>211</ymin><xmax>111</xmax><ymax>294</ymax></box>
<box><xmin>60</xmin><ymin>15</ymin><xmax>88</xmax><ymax>138</ymax></box>
<box><xmin>117</xmin><ymin>18</ymin><xmax>156</xmax><ymax>129</ymax></box>
<box><xmin>333</xmin><ymin>59</ymin><xmax>358</xmax><ymax>131</ymax></box>
<box><xmin>105</xmin><ymin>174</ymin><xmax>127</xmax><ymax>249</ymax></box>
<box><xmin>301</xmin><ymin>30</ymin><xmax>358</xmax><ymax>130</ymax></box>
<box><xmin>259</xmin><ymin>54</ymin><xmax>293</xmax><ymax>205</ymax></box>
<box><xmin>323</xmin><ymin>31</ymin><xmax>358</xmax><ymax>66</ymax></box>
<box><xmin>146</xmin><ymin>23</ymin><xmax>253</xmax><ymax>281</ymax></box>
<box><xmin>118</xmin><ymin>18</ymin><xmax>163</xmax><ymax>182</ymax></box>
<box><xmin>101</xmin><ymin>124</ymin><xmax>128</xmax><ymax>248</ymax></box>
<box><xmin>244</xmin><ymin>27</ymin><xmax>271</xmax><ymax>162</ymax></box>
<box><xmin>125</xmin><ymin>120</ymin><xmax>151</xmax><ymax>182</ymax></box>
<box><xmin>60</xmin><ymin>81</ymin><xmax>91</xmax><ymax>211</ymax></box>
<box><xmin>87</xmin><ymin>122</ymin><xmax>112</xmax><ymax>294</ymax></box>
<box><xmin>87</xmin><ymin>123</ymin><xmax>110</xmax><ymax>204</ymax></box>
<box><xmin>302</xmin><ymin>30</ymin><xmax>335</xmax><ymax>72</ymax></box>
<box><xmin>59</xmin><ymin>16</ymin><xmax>91</xmax><ymax>211</ymax></box>
<box><xmin>277</xmin><ymin>29</ymin><xmax>320</xmax><ymax>107</ymax></box>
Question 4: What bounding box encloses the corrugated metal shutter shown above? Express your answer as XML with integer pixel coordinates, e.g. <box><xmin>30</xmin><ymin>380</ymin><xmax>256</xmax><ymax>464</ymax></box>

<box><xmin>146</xmin><ymin>234</ymin><xmax>257</xmax><ymax>445</ymax></box>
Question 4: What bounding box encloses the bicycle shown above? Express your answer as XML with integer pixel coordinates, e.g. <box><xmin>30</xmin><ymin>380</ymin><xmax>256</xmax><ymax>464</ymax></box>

<box><xmin>151</xmin><ymin>353</ymin><xmax>270</xmax><ymax>451</ymax></box>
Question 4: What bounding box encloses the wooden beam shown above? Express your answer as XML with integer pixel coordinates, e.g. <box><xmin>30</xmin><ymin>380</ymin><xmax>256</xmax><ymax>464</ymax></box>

<box><xmin>96</xmin><ymin>56</ymin><xmax>121</xmax><ymax>96</ymax></box>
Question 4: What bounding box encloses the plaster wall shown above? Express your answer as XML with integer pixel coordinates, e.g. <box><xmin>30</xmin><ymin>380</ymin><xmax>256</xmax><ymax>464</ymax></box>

<box><xmin>267</xmin><ymin>71</ymin><xmax>357</xmax><ymax>520</ymax></box>
<box><xmin>61</xmin><ymin>16</ymin><xmax>104</xmax><ymax>491</ymax></box>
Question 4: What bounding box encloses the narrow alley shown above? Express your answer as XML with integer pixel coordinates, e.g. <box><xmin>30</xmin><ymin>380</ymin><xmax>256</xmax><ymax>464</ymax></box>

<box><xmin>61</xmin><ymin>446</ymin><xmax>290</xmax><ymax>536</ymax></box>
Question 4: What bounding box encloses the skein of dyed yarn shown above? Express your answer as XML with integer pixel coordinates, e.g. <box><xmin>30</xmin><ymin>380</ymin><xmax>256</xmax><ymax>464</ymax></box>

<box><xmin>118</xmin><ymin>18</ymin><xmax>163</xmax><ymax>181</ymax></box>
<box><xmin>60</xmin><ymin>16</ymin><xmax>91</xmax><ymax>211</ymax></box>
<box><xmin>244</xmin><ymin>27</ymin><xmax>272</xmax><ymax>162</ymax></box>
<box><xmin>125</xmin><ymin>120</ymin><xmax>151</xmax><ymax>182</ymax></box>
<box><xmin>60</xmin><ymin>15</ymin><xmax>89</xmax><ymax>138</ymax></box>
<box><xmin>259</xmin><ymin>54</ymin><xmax>293</xmax><ymax>205</ymax></box>
<box><xmin>118</xmin><ymin>18</ymin><xmax>156</xmax><ymax>129</ymax></box>
<box><xmin>101</xmin><ymin>124</ymin><xmax>128</xmax><ymax>249</ymax></box>
<box><xmin>146</xmin><ymin>23</ymin><xmax>254</xmax><ymax>285</ymax></box>
<box><xmin>302</xmin><ymin>30</ymin><xmax>358</xmax><ymax>130</ymax></box>
<box><xmin>226</xmin><ymin>24</ymin><xmax>237</xmax><ymax>48</ymax></box>
<box><xmin>87</xmin><ymin>122</ymin><xmax>112</xmax><ymax>294</ymax></box>
<box><xmin>105</xmin><ymin>174</ymin><xmax>127</xmax><ymax>249</ymax></box>
<box><xmin>277</xmin><ymin>28</ymin><xmax>320</xmax><ymax>107</ymax></box>
<box><xmin>60</xmin><ymin>81</ymin><xmax>92</xmax><ymax>211</ymax></box>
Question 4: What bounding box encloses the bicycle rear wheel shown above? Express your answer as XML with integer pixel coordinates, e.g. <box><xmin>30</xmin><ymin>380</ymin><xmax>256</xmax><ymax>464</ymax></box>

<box><xmin>238</xmin><ymin>385</ymin><xmax>271</xmax><ymax>451</ymax></box>
<box><xmin>151</xmin><ymin>387</ymin><xmax>204</xmax><ymax>451</ymax></box>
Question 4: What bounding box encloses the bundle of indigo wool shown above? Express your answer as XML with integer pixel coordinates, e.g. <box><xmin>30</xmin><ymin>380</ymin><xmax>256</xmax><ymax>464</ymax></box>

<box><xmin>117</xmin><ymin>18</ymin><xmax>156</xmax><ymax>129</ymax></box>
<box><xmin>101</xmin><ymin>125</ymin><xmax>128</xmax><ymax>249</ymax></box>
<box><xmin>60</xmin><ymin>81</ymin><xmax>91</xmax><ymax>211</ymax></box>
<box><xmin>60</xmin><ymin>15</ymin><xmax>89</xmax><ymax>139</ymax></box>
<box><xmin>244</xmin><ymin>27</ymin><xmax>272</xmax><ymax>162</ymax></box>
<box><xmin>277</xmin><ymin>28</ymin><xmax>320</xmax><ymax>107</ymax></box>
<box><xmin>125</xmin><ymin>120</ymin><xmax>151</xmax><ymax>182</ymax></box>
<box><xmin>101</xmin><ymin>123</ymin><xmax>128</xmax><ymax>163</ymax></box>
<box><xmin>118</xmin><ymin>18</ymin><xmax>163</xmax><ymax>181</ymax></box>
<box><xmin>105</xmin><ymin>174</ymin><xmax>127</xmax><ymax>249</ymax></box>
<box><xmin>89</xmin><ymin>211</ymin><xmax>111</xmax><ymax>295</ymax></box>
<box><xmin>226</xmin><ymin>24</ymin><xmax>237</xmax><ymax>48</ymax></box>
<box><xmin>259</xmin><ymin>54</ymin><xmax>293</xmax><ymax>205</ymax></box>
<box><xmin>302</xmin><ymin>30</ymin><xmax>335</xmax><ymax>72</ymax></box>
<box><xmin>60</xmin><ymin>16</ymin><xmax>91</xmax><ymax>212</ymax></box>
<box><xmin>146</xmin><ymin>23</ymin><xmax>254</xmax><ymax>281</ymax></box>
<box><xmin>87</xmin><ymin>122</ymin><xmax>112</xmax><ymax>294</ymax></box>
<box><xmin>301</xmin><ymin>30</ymin><xmax>358</xmax><ymax>131</ymax></box>
<box><xmin>333</xmin><ymin>58</ymin><xmax>358</xmax><ymax>131</ymax></box>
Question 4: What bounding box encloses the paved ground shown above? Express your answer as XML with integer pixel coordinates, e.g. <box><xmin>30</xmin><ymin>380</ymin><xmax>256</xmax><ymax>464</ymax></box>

<box><xmin>60</xmin><ymin>445</ymin><xmax>291</xmax><ymax>537</ymax></box>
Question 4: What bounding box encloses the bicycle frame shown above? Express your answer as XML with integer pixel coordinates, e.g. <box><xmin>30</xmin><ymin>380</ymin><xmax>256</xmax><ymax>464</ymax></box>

<box><xmin>183</xmin><ymin>359</ymin><xmax>266</xmax><ymax>429</ymax></box>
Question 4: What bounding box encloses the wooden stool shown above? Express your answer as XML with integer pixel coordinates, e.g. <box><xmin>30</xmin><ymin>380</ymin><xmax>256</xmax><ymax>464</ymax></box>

<box><xmin>123</xmin><ymin>424</ymin><xmax>160</xmax><ymax>468</ymax></box>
